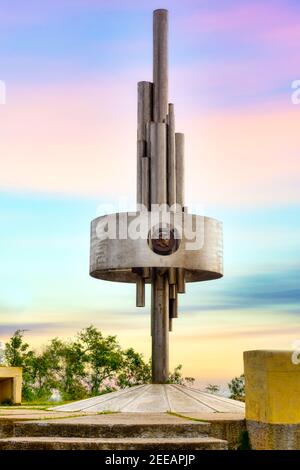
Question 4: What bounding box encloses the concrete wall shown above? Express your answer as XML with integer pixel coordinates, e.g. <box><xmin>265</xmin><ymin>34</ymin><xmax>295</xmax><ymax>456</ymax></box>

<box><xmin>244</xmin><ymin>350</ymin><xmax>300</xmax><ymax>450</ymax></box>
<box><xmin>0</xmin><ymin>367</ymin><xmax>22</xmax><ymax>404</ymax></box>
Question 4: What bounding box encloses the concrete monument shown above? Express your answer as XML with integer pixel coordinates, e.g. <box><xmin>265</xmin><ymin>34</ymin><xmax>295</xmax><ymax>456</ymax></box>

<box><xmin>90</xmin><ymin>9</ymin><xmax>223</xmax><ymax>384</ymax></box>
<box><xmin>54</xmin><ymin>9</ymin><xmax>231</xmax><ymax>414</ymax></box>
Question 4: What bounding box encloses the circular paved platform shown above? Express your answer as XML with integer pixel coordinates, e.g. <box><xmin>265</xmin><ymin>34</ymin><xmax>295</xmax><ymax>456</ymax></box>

<box><xmin>51</xmin><ymin>384</ymin><xmax>245</xmax><ymax>413</ymax></box>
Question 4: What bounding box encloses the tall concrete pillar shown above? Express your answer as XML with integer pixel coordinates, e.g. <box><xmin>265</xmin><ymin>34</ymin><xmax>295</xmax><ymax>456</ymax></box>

<box><xmin>151</xmin><ymin>269</ymin><xmax>169</xmax><ymax>383</ymax></box>
<box><xmin>153</xmin><ymin>9</ymin><xmax>168</xmax><ymax>123</ymax></box>
<box><xmin>151</xmin><ymin>9</ymin><xmax>169</xmax><ymax>383</ymax></box>
<box><xmin>137</xmin><ymin>81</ymin><xmax>152</xmax><ymax>208</ymax></box>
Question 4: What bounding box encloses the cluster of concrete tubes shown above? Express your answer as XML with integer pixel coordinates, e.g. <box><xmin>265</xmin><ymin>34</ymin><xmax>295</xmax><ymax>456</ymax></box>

<box><xmin>135</xmin><ymin>9</ymin><xmax>186</xmax><ymax>383</ymax></box>
<box><xmin>89</xmin><ymin>8</ymin><xmax>223</xmax><ymax>385</ymax></box>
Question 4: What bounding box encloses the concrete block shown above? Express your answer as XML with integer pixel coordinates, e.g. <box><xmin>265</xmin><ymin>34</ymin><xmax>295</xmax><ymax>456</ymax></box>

<box><xmin>244</xmin><ymin>350</ymin><xmax>300</xmax><ymax>449</ymax></box>
<box><xmin>0</xmin><ymin>367</ymin><xmax>22</xmax><ymax>404</ymax></box>
<box><xmin>244</xmin><ymin>350</ymin><xmax>300</xmax><ymax>424</ymax></box>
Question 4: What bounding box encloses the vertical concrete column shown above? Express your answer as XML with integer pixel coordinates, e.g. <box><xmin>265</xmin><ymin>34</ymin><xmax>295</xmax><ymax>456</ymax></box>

<box><xmin>175</xmin><ymin>132</ymin><xmax>185</xmax><ymax>209</ymax></box>
<box><xmin>169</xmin><ymin>283</ymin><xmax>177</xmax><ymax>331</ymax></box>
<box><xmin>175</xmin><ymin>132</ymin><xmax>186</xmax><ymax>294</ymax></box>
<box><xmin>136</xmin><ymin>275</ymin><xmax>145</xmax><ymax>307</ymax></box>
<box><xmin>153</xmin><ymin>9</ymin><xmax>168</xmax><ymax>123</ymax></box>
<box><xmin>177</xmin><ymin>268</ymin><xmax>186</xmax><ymax>294</ymax></box>
<box><xmin>137</xmin><ymin>81</ymin><xmax>153</xmax><ymax>208</ymax></box>
<box><xmin>152</xmin><ymin>269</ymin><xmax>169</xmax><ymax>383</ymax></box>
<box><xmin>167</xmin><ymin>103</ymin><xmax>176</xmax><ymax>208</ymax></box>
<box><xmin>150</xmin><ymin>122</ymin><xmax>167</xmax><ymax>206</ymax></box>
<box><xmin>151</xmin><ymin>9</ymin><xmax>169</xmax><ymax>384</ymax></box>
<box><xmin>136</xmin><ymin>82</ymin><xmax>152</xmax><ymax>306</ymax></box>
<box><xmin>169</xmin><ymin>293</ymin><xmax>178</xmax><ymax>317</ymax></box>
<box><xmin>141</xmin><ymin>157</ymin><xmax>150</xmax><ymax>210</ymax></box>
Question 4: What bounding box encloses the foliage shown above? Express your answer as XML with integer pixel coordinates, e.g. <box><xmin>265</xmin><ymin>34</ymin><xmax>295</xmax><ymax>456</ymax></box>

<box><xmin>4</xmin><ymin>330</ymin><xmax>32</xmax><ymax>367</ymax></box>
<box><xmin>205</xmin><ymin>384</ymin><xmax>220</xmax><ymax>394</ymax></box>
<box><xmin>236</xmin><ymin>430</ymin><xmax>252</xmax><ymax>450</ymax></box>
<box><xmin>167</xmin><ymin>365</ymin><xmax>195</xmax><ymax>386</ymax></box>
<box><xmin>228</xmin><ymin>374</ymin><xmax>245</xmax><ymax>400</ymax></box>
<box><xmin>4</xmin><ymin>330</ymin><xmax>36</xmax><ymax>400</ymax></box>
<box><xmin>78</xmin><ymin>326</ymin><xmax>123</xmax><ymax>396</ymax></box>
<box><xmin>52</xmin><ymin>338</ymin><xmax>87</xmax><ymax>400</ymax></box>
<box><xmin>0</xmin><ymin>398</ymin><xmax>13</xmax><ymax>406</ymax></box>
<box><xmin>0</xmin><ymin>341</ymin><xmax>5</xmax><ymax>364</ymax></box>
<box><xmin>3</xmin><ymin>327</ymin><xmax>191</xmax><ymax>402</ymax></box>
<box><xmin>117</xmin><ymin>348</ymin><xmax>151</xmax><ymax>388</ymax></box>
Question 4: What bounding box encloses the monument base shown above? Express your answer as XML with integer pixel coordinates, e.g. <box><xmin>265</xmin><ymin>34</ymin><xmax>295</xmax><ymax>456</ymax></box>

<box><xmin>244</xmin><ymin>350</ymin><xmax>300</xmax><ymax>450</ymax></box>
<box><xmin>50</xmin><ymin>384</ymin><xmax>245</xmax><ymax>414</ymax></box>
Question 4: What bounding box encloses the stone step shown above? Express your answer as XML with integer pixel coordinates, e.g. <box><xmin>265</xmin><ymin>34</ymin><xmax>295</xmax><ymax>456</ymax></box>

<box><xmin>0</xmin><ymin>436</ymin><xmax>228</xmax><ymax>450</ymax></box>
<box><xmin>13</xmin><ymin>421</ymin><xmax>210</xmax><ymax>439</ymax></box>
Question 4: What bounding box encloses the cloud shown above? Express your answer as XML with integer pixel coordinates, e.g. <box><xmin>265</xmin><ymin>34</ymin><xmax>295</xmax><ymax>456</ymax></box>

<box><xmin>184</xmin><ymin>103</ymin><xmax>300</xmax><ymax>207</ymax></box>
<box><xmin>180</xmin><ymin>1</ymin><xmax>300</xmax><ymax>47</ymax></box>
<box><xmin>0</xmin><ymin>81</ymin><xmax>299</xmax><ymax>207</ymax></box>
<box><xmin>0</xmin><ymin>322</ymin><xmax>77</xmax><ymax>336</ymax></box>
<box><xmin>176</xmin><ymin>324</ymin><xmax>300</xmax><ymax>341</ymax></box>
<box><xmin>185</xmin><ymin>266</ymin><xmax>300</xmax><ymax>313</ymax></box>
<box><xmin>224</xmin><ymin>268</ymin><xmax>300</xmax><ymax>308</ymax></box>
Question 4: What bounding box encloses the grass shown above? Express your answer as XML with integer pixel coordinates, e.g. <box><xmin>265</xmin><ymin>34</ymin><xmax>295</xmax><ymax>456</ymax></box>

<box><xmin>236</xmin><ymin>430</ymin><xmax>252</xmax><ymax>450</ymax></box>
<box><xmin>22</xmin><ymin>401</ymin><xmax>71</xmax><ymax>406</ymax></box>
<box><xmin>1</xmin><ymin>407</ymin><xmax>49</xmax><ymax>411</ymax></box>
<box><xmin>167</xmin><ymin>411</ymin><xmax>210</xmax><ymax>423</ymax></box>
<box><xmin>0</xmin><ymin>400</ymin><xmax>70</xmax><ymax>409</ymax></box>
<box><xmin>0</xmin><ymin>406</ymin><xmax>117</xmax><ymax>421</ymax></box>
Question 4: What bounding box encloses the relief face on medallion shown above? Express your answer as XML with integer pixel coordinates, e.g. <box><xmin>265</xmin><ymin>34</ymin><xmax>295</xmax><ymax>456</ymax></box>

<box><xmin>148</xmin><ymin>224</ymin><xmax>180</xmax><ymax>256</ymax></box>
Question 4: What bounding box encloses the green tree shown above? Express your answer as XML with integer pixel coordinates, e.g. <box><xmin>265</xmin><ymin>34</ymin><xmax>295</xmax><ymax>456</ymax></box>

<box><xmin>0</xmin><ymin>341</ymin><xmax>5</xmax><ymax>364</ymax></box>
<box><xmin>4</xmin><ymin>330</ymin><xmax>35</xmax><ymax>400</ymax></box>
<box><xmin>3</xmin><ymin>327</ymin><xmax>194</xmax><ymax>403</ymax></box>
<box><xmin>54</xmin><ymin>338</ymin><xmax>88</xmax><ymax>400</ymax></box>
<box><xmin>167</xmin><ymin>364</ymin><xmax>195</xmax><ymax>385</ymax></box>
<box><xmin>28</xmin><ymin>345</ymin><xmax>60</xmax><ymax>400</ymax></box>
<box><xmin>79</xmin><ymin>326</ymin><xmax>123</xmax><ymax>396</ymax></box>
<box><xmin>205</xmin><ymin>384</ymin><xmax>220</xmax><ymax>394</ymax></box>
<box><xmin>228</xmin><ymin>374</ymin><xmax>245</xmax><ymax>400</ymax></box>
<box><xmin>117</xmin><ymin>348</ymin><xmax>151</xmax><ymax>388</ymax></box>
<box><xmin>4</xmin><ymin>330</ymin><xmax>31</xmax><ymax>367</ymax></box>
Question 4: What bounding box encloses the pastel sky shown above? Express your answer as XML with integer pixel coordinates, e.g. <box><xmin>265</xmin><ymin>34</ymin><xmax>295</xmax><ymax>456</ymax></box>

<box><xmin>0</xmin><ymin>0</ymin><xmax>299</xmax><ymax>387</ymax></box>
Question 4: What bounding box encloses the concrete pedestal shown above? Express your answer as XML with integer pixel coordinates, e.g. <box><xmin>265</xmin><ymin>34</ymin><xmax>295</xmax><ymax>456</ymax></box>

<box><xmin>244</xmin><ymin>350</ymin><xmax>300</xmax><ymax>450</ymax></box>
<box><xmin>51</xmin><ymin>384</ymin><xmax>245</xmax><ymax>414</ymax></box>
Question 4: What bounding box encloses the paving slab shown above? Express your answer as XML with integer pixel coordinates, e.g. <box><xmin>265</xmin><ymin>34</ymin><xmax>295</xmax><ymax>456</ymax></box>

<box><xmin>51</xmin><ymin>384</ymin><xmax>245</xmax><ymax>414</ymax></box>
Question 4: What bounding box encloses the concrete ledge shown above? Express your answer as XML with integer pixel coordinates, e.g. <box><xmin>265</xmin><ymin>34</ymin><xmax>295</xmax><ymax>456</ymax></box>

<box><xmin>13</xmin><ymin>420</ymin><xmax>210</xmax><ymax>439</ymax></box>
<box><xmin>0</xmin><ymin>409</ymin><xmax>244</xmax><ymax>449</ymax></box>
<box><xmin>247</xmin><ymin>420</ymin><xmax>300</xmax><ymax>450</ymax></box>
<box><xmin>0</xmin><ymin>436</ymin><xmax>228</xmax><ymax>450</ymax></box>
